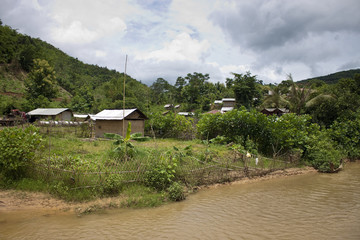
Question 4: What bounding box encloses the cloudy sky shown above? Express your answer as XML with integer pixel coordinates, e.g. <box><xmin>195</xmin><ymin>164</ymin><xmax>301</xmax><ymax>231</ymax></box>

<box><xmin>1</xmin><ymin>0</ymin><xmax>360</xmax><ymax>85</ymax></box>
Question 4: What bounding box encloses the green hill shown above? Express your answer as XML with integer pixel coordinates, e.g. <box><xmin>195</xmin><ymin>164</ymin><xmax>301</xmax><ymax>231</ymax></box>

<box><xmin>297</xmin><ymin>69</ymin><xmax>360</xmax><ymax>85</ymax></box>
<box><xmin>0</xmin><ymin>21</ymin><xmax>150</xmax><ymax>114</ymax></box>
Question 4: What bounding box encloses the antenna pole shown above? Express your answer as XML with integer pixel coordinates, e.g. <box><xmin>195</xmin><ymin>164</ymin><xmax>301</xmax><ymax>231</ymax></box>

<box><xmin>123</xmin><ymin>55</ymin><xmax>127</xmax><ymax>137</ymax></box>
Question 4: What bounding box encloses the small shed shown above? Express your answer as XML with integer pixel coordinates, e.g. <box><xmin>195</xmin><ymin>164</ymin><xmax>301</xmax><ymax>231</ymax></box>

<box><xmin>92</xmin><ymin>108</ymin><xmax>148</xmax><ymax>138</ymax></box>
<box><xmin>222</xmin><ymin>98</ymin><xmax>236</xmax><ymax>108</ymax></box>
<box><xmin>27</xmin><ymin>108</ymin><xmax>73</xmax><ymax>122</ymax></box>
<box><xmin>213</xmin><ymin>100</ymin><xmax>223</xmax><ymax>109</ymax></box>
<box><xmin>177</xmin><ymin>112</ymin><xmax>194</xmax><ymax>117</ymax></box>
<box><xmin>164</xmin><ymin>104</ymin><xmax>174</xmax><ymax>110</ymax></box>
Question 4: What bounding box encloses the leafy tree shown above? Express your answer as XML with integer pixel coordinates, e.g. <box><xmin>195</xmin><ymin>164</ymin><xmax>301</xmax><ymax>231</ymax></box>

<box><xmin>305</xmin><ymin>92</ymin><xmax>337</xmax><ymax>127</ymax></box>
<box><xmin>329</xmin><ymin>111</ymin><xmax>360</xmax><ymax>159</ymax></box>
<box><xmin>174</xmin><ymin>76</ymin><xmax>187</xmax><ymax>103</ymax></box>
<box><xmin>332</xmin><ymin>77</ymin><xmax>360</xmax><ymax>120</ymax></box>
<box><xmin>71</xmin><ymin>86</ymin><xmax>94</xmax><ymax>113</ymax></box>
<box><xmin>150</xmin><ymin>78</ymin><xmax>174</xmax><ymax>104</ymax></box>
<box><xmin>181</xmin><ymin>72</ymin><xmax>210</xmax><ymax>110</ymax></box>
<box><xmin>25</xmin><ymin>58</ymin><xmax>58</xmax><ymax>101</ymax></box>
<box><xmin>227</xmin><ymin>72</ymin><xmax>262</xmax><ymax>109</ymax></box>
<box><xmin>269</xmin><ymin>113</ymin><xmax>317</xmax><ymax>157</ymax></box>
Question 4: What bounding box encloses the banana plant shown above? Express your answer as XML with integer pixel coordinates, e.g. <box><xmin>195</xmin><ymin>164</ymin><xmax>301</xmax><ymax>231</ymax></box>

<box><xmin>104</xmin><ymin>122</ymin><xmax>134</xmax><ymax>160</ymax></box>
<box><xmin>104</xmin><ymin>122</ymin><xmax>150</xmax><ymax>161</ymax></box>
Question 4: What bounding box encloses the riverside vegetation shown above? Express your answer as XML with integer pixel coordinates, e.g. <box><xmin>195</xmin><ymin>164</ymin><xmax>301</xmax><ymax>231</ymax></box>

<box><xmin>1</xmin><ymin>20</ymin><xmax>360</xmax><ymax>210</ymax></box>
<box><xmin>1</xmin><ymin>109</ymin><xmax>360</xmax><ymax>210</ymax></box>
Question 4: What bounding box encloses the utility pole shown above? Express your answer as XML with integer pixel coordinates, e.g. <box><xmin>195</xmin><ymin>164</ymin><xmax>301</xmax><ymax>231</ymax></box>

<box><xmin>122</xmin><ymin>55</ymin><xmax>127</xmax><ymax>137</ymax></box>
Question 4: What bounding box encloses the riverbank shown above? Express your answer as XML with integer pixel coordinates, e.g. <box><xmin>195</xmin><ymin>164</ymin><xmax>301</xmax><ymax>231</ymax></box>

<box><xmin>0</xmin><ymin>166</ymin><xmax>317</xmax><ymax>215</ymax></box>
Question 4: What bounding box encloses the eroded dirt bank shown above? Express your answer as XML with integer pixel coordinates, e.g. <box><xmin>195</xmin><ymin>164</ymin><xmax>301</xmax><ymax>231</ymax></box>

<box><xmin>0</xmin><ymin>166</ymin><xmax>317</xmax><ymax>214</ymax></box>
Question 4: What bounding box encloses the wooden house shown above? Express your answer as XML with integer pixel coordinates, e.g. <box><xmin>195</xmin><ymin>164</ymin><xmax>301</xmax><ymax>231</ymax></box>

<box><xmin>92</xmin><ymin>108</ymin><xmax>148</xmax><ymax>138</ymax></box>
<box><xmin>27</xmin><ymin>108</ymin><xmax>73</xmax><ymax>122</ymax></box>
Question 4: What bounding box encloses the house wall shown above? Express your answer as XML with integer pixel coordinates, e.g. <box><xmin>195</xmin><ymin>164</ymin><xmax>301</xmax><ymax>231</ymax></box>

<box><xmin>59</xmin><ymin>111</ymin><xmax>72</xmax><ymax>121</ymax></box>
<box><xmin>95</xmin><ymin>119</ymin><xmax>145</xmax><ymax>138</ymax></box>
<box><xmin>223</xmin><ymin>101</ymin><xmax>235</xmax><ymax>107</ymax></box>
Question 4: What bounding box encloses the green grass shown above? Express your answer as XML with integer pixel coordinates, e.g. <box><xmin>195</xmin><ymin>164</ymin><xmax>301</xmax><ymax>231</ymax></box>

<box><xmin>1</xmin><ymin>131</ymin><xmax>302</xmax><ymax>209</ymax></box>
<box><xmin>120</xmin><ymin>184</ymin><xmax>167</xmax><ymax>208</ymax></box>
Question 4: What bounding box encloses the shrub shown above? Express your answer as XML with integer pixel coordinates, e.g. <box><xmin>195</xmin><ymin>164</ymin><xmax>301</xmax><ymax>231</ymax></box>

<box><xmin>306</xmin><ymin>133</ymin><xmax>343</xmax><ymax>172</ymax></box>
<box><xmin>149</xmin><ymin>112</ymin><xmax>195</xmax><ymax>139</ymax></box>
<box><xmin>144</xmin><ymin>159</ymin><xmax>177</xmax><ymax>191</ymax></box>
<box><xmin>167</xmin><ymin>182</ymin><xmax>186</xmax><ymax>201</ymax></box>
<box><xmin>102</xmin><ymin>174</ymin><xmax>123</xmax><ymax>195</ymax></box>
<box><xmin>198</xmin><ymin>109</ymin><xmax>318</xmax><ymax>157</ymax></box>
<box><xmin>0</xmin><ymin>125</ymin><xmax>43</xmax><ymax>180</ymax></box>
<box><xmin>329</xmin><ymin>113</ymin><xmax>360</xmax><ymax>160</ymax></box>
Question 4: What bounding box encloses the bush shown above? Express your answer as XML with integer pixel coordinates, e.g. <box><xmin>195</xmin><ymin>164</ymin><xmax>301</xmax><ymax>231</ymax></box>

<box><xmin>197</xmin><ymin>109</ymin><xmax>318</xmax><ymax>157</ymax></box>
<box><xmin>149</xmin><ymin>112</ymin><xmax>195</xmax><ymax>139</ymax></box>
<box><xmin>329</xmin><ymin>113</ymin><xmax>360</xmax><ymax>160</ymax></box>
<box><xmin>167</xmin><ymin>182</ymin><xmax>186</xmax><ymax>201</ymax></box>
<box><xmin>306</xmin><ymin>133</ymin><xmax>343</xmax><ymax>172</ymax></box>
<box><xmin>144</xmin><ymin>159</ymin><xmax>177</xmax><ymax>191</ymax></box>
<box><xmin>102</xmin><ymin>174</ymin><xmax>123</xmax><ymax>195</ymax></box>
<box><xmin>0</xmin><ymin>125</ymin><xmax>43</xmax><ymax>180</ymax></box>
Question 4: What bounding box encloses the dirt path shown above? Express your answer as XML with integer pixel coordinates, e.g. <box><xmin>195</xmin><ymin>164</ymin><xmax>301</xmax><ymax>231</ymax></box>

<box><xmin>0</xmin><ymin>167</ymin><xmax>317</xmax><ymax>214</ymax></box>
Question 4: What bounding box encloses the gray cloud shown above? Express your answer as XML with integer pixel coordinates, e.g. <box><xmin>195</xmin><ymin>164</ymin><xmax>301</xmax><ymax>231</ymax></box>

<box><xmin>0</xmin><ymin>0</ymin><xmax>54</xmax><ymax>38</ymax></box>
<box><xmin>210</xmin><ymin>0</ymin><xmax>360</xmax><ymax>80</ymax></box>
<box><xmin>211</xmin><ymin>0</ymin><xmax>360</xmax><ymax>51</ymax></box>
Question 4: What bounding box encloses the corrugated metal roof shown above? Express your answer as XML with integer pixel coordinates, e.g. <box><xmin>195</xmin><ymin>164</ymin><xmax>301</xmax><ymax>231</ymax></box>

<box><xmin>221</xmin><ymin>107</ymin><xmax>234</xmax><ymax>112</ymax></box>
<box><xmin>222</xmin><ymin>98</ymin><xmax>235</xmax><ymax>102</ymax></box>
<box><xmin>92</xmin><ymin>109</ymin><xmax>137</xmax><ymax>120</ymax></box>
<box><xmin>178</xmin><ymin>112</ymin><xmax>194</xmax><ymax>116</ymax></box>
<box><xmin>27</xmin><ymin>108</ymin><xmax>70</xmax><ymax>116</ymax></box>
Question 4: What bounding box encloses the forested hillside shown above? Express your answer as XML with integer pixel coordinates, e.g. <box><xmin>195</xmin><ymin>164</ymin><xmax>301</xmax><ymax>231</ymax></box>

<box><xmin>0</xmin><ymin>20</ymin><xmax>149</xmax><ymax>114</ymax></box>
<box><xmin>298</xmin><ymin>69</ymin><xmax>360</xmax><ymax>85</ymax></box>
<box><xmin>1</xmin><ymin>20</ymin><xmax>360</xmax><ymax>131</ymax></box>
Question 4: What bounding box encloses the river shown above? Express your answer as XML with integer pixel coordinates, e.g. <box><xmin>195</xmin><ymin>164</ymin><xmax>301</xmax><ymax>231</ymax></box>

<box><xmin>1</xmin><ymin>162</ymin><xmax>359</xmax><ymax>240</ymax></box>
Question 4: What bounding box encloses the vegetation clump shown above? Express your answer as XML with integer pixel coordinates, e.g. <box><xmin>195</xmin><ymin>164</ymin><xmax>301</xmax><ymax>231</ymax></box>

<box><xmin>0</xmin><ymin>125</ymin><xmax>43</xmax><ymax>180</ymax></box>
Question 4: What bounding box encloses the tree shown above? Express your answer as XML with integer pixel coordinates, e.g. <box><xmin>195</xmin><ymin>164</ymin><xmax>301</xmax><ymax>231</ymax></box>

<box><xmin>71</xmin><ymin>86</ymin><xmax>94</xmax><ymax>113</ymax></box>
<box><xmin>174</xmin><ymin>76</ymin><xmax>187</xmax><ymax>103</ymax></box>
<box><xmin>150</xmin><ymin>78</ymin><xmax>174</xmax><ymax>104</ymax></box>
<box><xmin>25</xmin><ymin>59</ymin><xmax>58</xmax><ymax>101</ymax></box>
<box><xmin>287</xmin><ymin>74</ymin><xmax>312</xmax><ymax>115</ymax></box>
<box><xmin>180</xmin><ymin>72</ymin><xmax>210</xmax><ymax>110</ymax></box>
<box><xmin>228</xmin><ymin>72</ymin><xmax>262</xmax><ymax>109</ymax></box>
<box><xmin>262</xmin><ymin>86</ymin><xmax>289</xmax><ymax>108</ymax></box>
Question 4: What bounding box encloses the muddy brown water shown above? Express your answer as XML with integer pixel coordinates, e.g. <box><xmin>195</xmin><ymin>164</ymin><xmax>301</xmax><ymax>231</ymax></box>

<box><xmin>1</xmin><ymin>162</ymin><xmax>360</xmax><ymax>240</ymax></box>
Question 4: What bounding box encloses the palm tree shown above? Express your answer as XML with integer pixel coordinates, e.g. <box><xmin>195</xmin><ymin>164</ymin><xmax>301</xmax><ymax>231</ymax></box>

<box><xmin>262</xmin><ymin>86</ymin><xmax>289</xmax><ymax>108</ymax></box>
<box><xmin>287</xmin><ymin>74</ymin><xmax>312</xmax><ymax>115</ymax></box>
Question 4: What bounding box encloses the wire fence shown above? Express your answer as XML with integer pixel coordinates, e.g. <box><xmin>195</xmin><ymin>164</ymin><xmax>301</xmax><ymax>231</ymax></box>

<box><xmin>28</xmin><ymin>123</ymin><xmax>300</xmax><ymax>190</ymax></box>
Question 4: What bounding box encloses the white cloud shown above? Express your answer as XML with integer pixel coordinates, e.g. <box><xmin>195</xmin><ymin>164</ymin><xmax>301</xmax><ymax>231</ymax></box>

<box><xmin>136</xmin><ymin>32</ymin><xmax>210</xmax><ymax>63</ymax></box>
<box><xmin>51</xmin><ymin>21</ymin><xmax>98</xmax><ymax>44</ymax></box>
<box><xmin>95</xmin><ymin>50</ymin><xmax>107</xmax><ymax>58</ymax></box>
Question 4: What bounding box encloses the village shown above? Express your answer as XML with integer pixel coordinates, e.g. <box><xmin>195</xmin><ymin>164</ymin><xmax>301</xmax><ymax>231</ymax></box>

<box><xmin>0</xmin><ymin>97</ymin><xmax>289</xmax><ymax>139</ymax></box>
